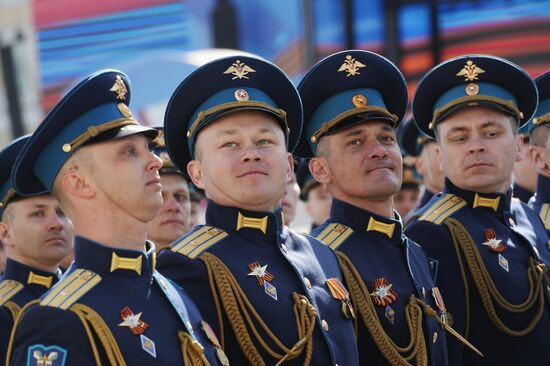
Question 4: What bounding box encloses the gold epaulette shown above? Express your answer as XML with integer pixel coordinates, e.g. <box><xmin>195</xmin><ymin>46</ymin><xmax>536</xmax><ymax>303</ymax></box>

<box><xmin>40</xmin><ymin>269</ymin><xmax>101</xmax><ymax>310</ymax></box>
<box><xmin>315</xmin><ymin>223</ymin><xmax>354</xmax><ymax>250</ymax></box>
<box><xmin>418</xmin><ymin>194</ymin><xmax>466</xmax><ymax>225</ymax></box>
<box><xmin>0</xmin><ymin>280</ymin><xmax>24</xmax><ymax>306</ymax></box>
<box><xmin>539</xmin><ymin>204</ymin><xmax>550</xmax><ymax>231</ymax></box>
<box><xmin>171</xmin><ymin>226</ymin><xmax>228</xmax><ymax>259</ymax></box>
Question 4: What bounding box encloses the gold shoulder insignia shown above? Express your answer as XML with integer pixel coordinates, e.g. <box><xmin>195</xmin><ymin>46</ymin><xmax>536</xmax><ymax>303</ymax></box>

<box><xmin>171</xmin><ymin>226</ymin><xmax>228</xmax><ymax>259</ymax></box>
<box><xmin>0</xmin><ymin>280</ymin><xmax>24</xmax><ymax>306</ymax></box>
<box><xmin>40</xmin><ymin>269</ymin><xmax>101</xmax><ymax>310</ymax></box>
<box><xmin>315</xmin><ymin>223</ymin><xmax>354</xmax><ymax>250</ymax></box>
<box><xmin>539</xmin><ymin>203</ymin><xmax>550</xmax><ymax>231</ymax></box>
<box><xmin>419</xmin><ymin>194</ymin><xmax>466</xmax><ymax>225</ymax></box>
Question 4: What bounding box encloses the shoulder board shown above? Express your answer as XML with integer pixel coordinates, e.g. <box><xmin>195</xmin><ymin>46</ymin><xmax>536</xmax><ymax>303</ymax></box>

<box><xmin>40</xmin><ymin>269</ymin><xmax>101</xmax><ymax>310</ymax></box>
<box><xmin>0</xmin><ymin>280</ymin><xmax>24</xmax><ymax>306</ymax></box>
<box><xmin>315</xmin><ymin>223</ymin><xmax>354</xmax><ymax>250</ymax></box>
<box><xmin>538</xmin><ymin>203</ymin><xmax>550</xmax><ymax>231</ymax></box>
<box><xmin>418</xmin><ymin>194</ymin><xmax>467</xmax><ymax>225</ymax></box>
<box><xmin>171</xmin><ymin>226</ymin><xmax>228</xmax><ymax>259</ymax></box>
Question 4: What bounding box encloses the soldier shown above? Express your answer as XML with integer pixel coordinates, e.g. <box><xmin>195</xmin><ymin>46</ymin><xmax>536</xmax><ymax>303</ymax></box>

<box><xmin>296</xmin><ymin>159</ymin><xmax>332</xmax><ymax>231</ymax></box>
<box><xmin>157</xmin><ymin>55</ymin><xmax>359</xmax><ymax>365</ymax></box>
<box><xmin>0</xmin><ymin>135</ymin><xmax>73</xmax><ymax>365</ymax></box>
<box><xmin>528</xmin><ymin>71</ymin><xmax>550</xmax><ymax>236</ymax></box>
<box><xmin>280</xmin><ymin>158</ymin><xmax>301</xmax><ymax>227</ymax></box>
<box><xmin>512</xmin><ymin>122</ymin><xmax>537</xmax><ymax>203</ymax></box>
<box><xmin>294</xmin><ymin>50</ymin><xmax>481</xmax><ymax>365</ymax></box>
<box><xmin>147</xmin><ymin>127</ymin><xmax>193</xmax><ymax>251</ymax></box>
<box><xmin>405</xmin><ymin>55</ymin><xmax>550</xmax><ymax>365</ymax></box>
<box><xmin>398</xmin><ymin>117</ymin><xmax>444</xmax><ymax>210</ymax></box>
<box><xmin>394</xmin><ymin>156</ymin><xmax>422</xmax><ymax>219</ymax></box>
<box><xmin>7</xmin><ymin>70</ymin><xmax>221</xmax><ymax>365</ymax></box>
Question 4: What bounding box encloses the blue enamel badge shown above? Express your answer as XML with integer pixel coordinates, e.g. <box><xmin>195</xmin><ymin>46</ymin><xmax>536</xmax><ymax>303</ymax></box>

<box><xmin>27</xmin><ymin>344</ymin><xmax>67</xmax><ymax>366</ymax></box>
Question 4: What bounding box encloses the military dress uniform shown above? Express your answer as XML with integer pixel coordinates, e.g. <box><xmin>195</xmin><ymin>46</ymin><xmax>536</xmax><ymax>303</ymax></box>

<box><xmin>513</xmin><ymin>117</ymin><xmax>536</xmax><ymax>204</ymax></box>
<box><xmin>0</xmin><ymin>135</ymin><xmax>63</xmax><ymax>365</ymax></box>
<box><xmin>0</xmin><ymin>259</ymin><xmax>60</xmax><ymax>365</ymax></box>
<box><xmin>6</xmin><ymin>70</ymin><xmax>221</xmax><ymax>366</ymax></box>
<box><xmin>157</xmin><ymin>55</ymin><xmax>359</xmax><ymax>366</ymax></box>
<box><xmin>405</xmin><ymin>55</ymin><xmax>550</xmax><ymax>365</ymax></box>
<box><xmin>294</xmin><ymin>50</ymin><xmax>456</xmax><ymax>365</ymax></box>
<box><xmin>528</xmin><ymin>71</ymin><xmax>550</xmax><ymax>237</ymax></box>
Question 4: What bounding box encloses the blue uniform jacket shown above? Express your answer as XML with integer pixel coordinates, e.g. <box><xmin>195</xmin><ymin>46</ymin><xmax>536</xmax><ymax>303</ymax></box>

<box><xmin>312</xmin><ymin>198</ymin><xmax>449</xmax><ymax>365</ymax></box>
<box><xmin>7</xmin><ymin>236</ymin><xmax>220</xmax><ymax>366</ymax></box>
<box><xmin>0</xmin><ymin>259</ymin><xmax>60</xmax><ymax>365</ymax></box>
<box><xmin>513</xmin><ymin>183</ymin><xmax>534</xmax><ymax>205</ymax></box>
<box><xmin>405</xmin><ymin>179</ymin><xmax>550</xmax><ymax>366</ymax></box>
<box><xmin>157</xmin><ymin>200</ymin><xmax>359</xmax><ymax>366</ymax></box>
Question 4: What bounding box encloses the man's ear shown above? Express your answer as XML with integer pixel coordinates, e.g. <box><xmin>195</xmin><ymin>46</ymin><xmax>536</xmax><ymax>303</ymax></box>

<box><xmin>286</xmin><ymin>153</ymin><xmax>294</xmax><ymax>184</ymax></box>
<box><xmin>309</xmin><ymin>157</ymin><xmax>332</xmax><ymax>184</ymax></box>
<box><xmin>61</xmin><ymin>170</ymin><xmax>95</xmax><ymax>199</ymax></box>
<box><xmin>0</xmin><ymin>220</ymin><xmax>14</xmax><ymax>249</ymax></box>
<box><xmin>187</xmin><ymin>160</ymin><xmax>204</xmax><ymax>189</ymax></box>
<box><xmin>529</xmin><ymin>145</ymin><xmax>547</xmax><ymax>171</ymax></box>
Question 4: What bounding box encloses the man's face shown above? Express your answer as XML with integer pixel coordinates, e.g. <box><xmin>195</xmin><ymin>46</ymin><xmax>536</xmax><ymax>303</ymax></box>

<box><xmin>436</xmin><ymin>106</ymin><xmax>519</xmax><ymax>193</ymax></box>
<box><xmin>147</xmin><ymin>173</ymin><xmax>191</xmax><ymax>249</ymax></box>
<box><xmin>393</xmin><ymin>186</ymin><xmax>420</xmax><ymax>218</ymax></box>
<box><xmin>306</xmin><ymin>184</ymin><xmax>332</xmax><ymax>226</ymax></box>
<box><xmin>529</xmin><ymin>127</ymin><xmax>550</xmax><ymax>178</ymax></box>
<box><xmin>311</xmin><ymin>121</ymin><xmax>403</xmax><ymax>204</ymax></box>
<box><xmin>416</xmin><ymin>141</ymin><xmax>445</xmax><ymax>193</ymax></box>
<box><xmin>0</xmin><ymin>195</ymin><xmax>73</xmax><ymax>269</ymax></box>
<box><xmin>281</xmin><ymin>172</ymin><xmax>300</xmax><ymax>225</ymax></box>
<box><xmin>86</xmin><ymin>134</ymin><xmax>163</xmax><ymax>222</ymax></box>
<box><xmin>189</xmin><ymin>110</ymin><xmax>292</xmax><ymax>212</ymax></box>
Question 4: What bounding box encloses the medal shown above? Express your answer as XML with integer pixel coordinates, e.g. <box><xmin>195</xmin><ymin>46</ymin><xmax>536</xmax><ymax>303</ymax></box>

<box><xmin>200</xmin><ymin>320</ymin><xmax>229</xmax><ymax>366</ymax></box>
<box><xmin>482</xmin><ymin>228</ymin><xmax>506</xmax><ymax>253</ymax></box>
<box><xmin>326</xmin><ymin>278</ymin><xmax>355</xmax><ymax>319</ymax></box>
<box><xmin>118</xmin><ymin>306</ymin><xmax>148</xmax><ymax>335</ymax></box>
<box><xmin>370</xmin><ymin>278</ymin><xmax>397</xmax><ymax>306</ymax></box>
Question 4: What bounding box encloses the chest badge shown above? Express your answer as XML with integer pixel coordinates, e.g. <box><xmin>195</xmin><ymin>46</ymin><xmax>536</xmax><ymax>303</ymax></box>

<box><xmin>370</xmin><ymin>278</ymin><xmax>398</xmax><ymax>324</ymax></box>
<box><xmin>248</xmin><ymin>261</ymin><xmax>278</xmax><ymax>301</ymax></box>
<box><xmin>482</xmin><ymin>228</ymin><xmax>506</xmax><ymax>253</ymax></box>
<box><xmin>326</xmin><ymin>278</ymin><xmax>356</xmax><ymax>319</ymax></box>
<box><xmin>118</xmin><ymin>306</ymin><xmax>148</xmax><ymax>335</ymax></box>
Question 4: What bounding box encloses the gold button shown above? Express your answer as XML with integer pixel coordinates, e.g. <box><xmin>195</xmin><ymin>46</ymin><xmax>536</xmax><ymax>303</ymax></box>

<box><xmin>304</xmin><ymin>277</ymin><xmax>312</xmax><ymax>289</ymax></box>
<box><xmin>508</xmin><ymin>217</ymin><xmax>516</xmax><ymax>227</ymax></box>
<box><xmin>62</xmin><ymin>143</ymin><xmax>72</xmax><ymax>152</ymax></box>
<box><xmin>281</xmin><ymin>244</ymin><xmax>288</xmax><ymax>253</ymax></box>
<box><xmin>432</xmin><ymin>332</ymin><xmax>438</xmax><ymax>343</ymax></box>
<box><xmin>322</xmin><ymin>319</ymin><xmax>329</xmax><ymax>331</ymax></box>
<box><xmin>186</xmin><ymin>321</ymin><xmax>193</xmax><ymax>332</ymax></box>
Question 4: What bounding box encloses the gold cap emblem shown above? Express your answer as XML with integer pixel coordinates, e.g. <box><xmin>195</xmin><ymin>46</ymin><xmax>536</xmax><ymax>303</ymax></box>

<box><xmin>223</xmin><ymin>60</ymin><xmax>256</xmax><ymax>80</ymax></box>
<box><xmin>456</xmin><ymin>60</ymin><xmax>485</xmax><ymax>82</ymax></box>
<box><xmin>110</xmin><ymin>75</ymin><xmax>128</xmax><ymax>100</ymax></box>
<box><xmin>352</xmin><ymin>94</ymin><xmax>368</xmax><ymax>108</ymax></box>
<box><xmin>234</xmin><ymin>88</ymin><xmax>249</xmax><ymax>101</ymax></box>
<box><xmin>465</xmin><ymin>83</ymin><xmax>480</xmax><ymax>96</ymax></box>
<box><xmin>337</xmin><ymin>55</ymin><xmax>366</xmax><ymax>77</ymax></box>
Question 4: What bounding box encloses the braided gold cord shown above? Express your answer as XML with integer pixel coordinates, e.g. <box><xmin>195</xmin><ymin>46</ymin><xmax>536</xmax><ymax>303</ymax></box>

<box><xmin>445</xmin><ymin>218</ymin><xmax>548</xmax><ymax>336</ymax></box>
<box><xmin>337</xmin><ymin>252</ymin><xmax>428</xmax><ymax>366</ymax></box>
<box><xmin>201</xmin><ymin>252</ymin><xmax>317</xmax><ymax>365</ymax></box>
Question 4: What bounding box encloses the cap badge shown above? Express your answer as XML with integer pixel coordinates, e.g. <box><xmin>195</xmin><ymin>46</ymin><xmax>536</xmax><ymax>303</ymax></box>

<box><xmin>352</xmin><ymin>94</ymin><xmax>368</xmax><ymax>108</ymax></box>
<box><xmin>223</xmin><ymin>59</ymin><xmax>256</xmax><ymax>80</ymax></box>
<box><xmin>337</xmin><ymin>55</ymin><xmax>366</xmax><ymax>77</ymax></box>
<box><xmin>110</xmin><ymin>74</ymin><xmax>128</xmax><ymax>100</ymax></box>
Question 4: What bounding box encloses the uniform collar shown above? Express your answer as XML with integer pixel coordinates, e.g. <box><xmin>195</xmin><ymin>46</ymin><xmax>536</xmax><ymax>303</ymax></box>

<box><xmin>445</xmin><ymin>178</ymin><xmax>511</xmax><ymax>214</ymax></box>
<box><xmin>419</xmin><ymin>189</ymin><xmax>435</xmax><ymax>208</ymax></box>
<box><xmin>3</xmin><ymin>258</ymin><xmax>59</xmax><ymax>289</ymax></box>
<box><xmin>73</xmin><ymin>236</ymin><xmax>156</xmax><ymax>278</ymax></box>
<box><xmin>205</xmin><ymin>200</ymin><xmax>284</xmax><ymax>237</ymax></box>
<box><xmin>512</xmin><ymin>183</ymin><xmax>534</xmax><ymax>204</ymax></box>
<box><xmin>329</xmin><ymin>198</ymin><xmax>404</xmax><ymax>242</ymax></box>
<box><xmin>535</xmin><ymin>174</ymin><xmax>550</xmax><ymax>203</ymax></box>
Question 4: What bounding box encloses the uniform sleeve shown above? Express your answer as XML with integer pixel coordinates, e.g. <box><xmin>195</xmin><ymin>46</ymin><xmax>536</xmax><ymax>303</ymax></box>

<box><xmin>8</xmin><ymin>304</ymin><xmax>98</xmax><ymax>366</ymax></box>
<box><xmin>405</xmin><ymin>220</ymin><xmax>467</xmax><ymax>365</ymax></box>
<box><xmin>0</xmin><ymin>307</ymin><xmax>14</xmax><ymax>366</ymax></box>
<box><xmin>156</xmin><ymin>250</ymin><xmax>221</xmax><ymax>336</ymax></box>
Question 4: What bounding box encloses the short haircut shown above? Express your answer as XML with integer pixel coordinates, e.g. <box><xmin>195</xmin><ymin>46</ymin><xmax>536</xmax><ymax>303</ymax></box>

<box><xmin>530</xmin><ymin>125</ymin><xmax>550</xmax><ymax>148</ymax></box>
